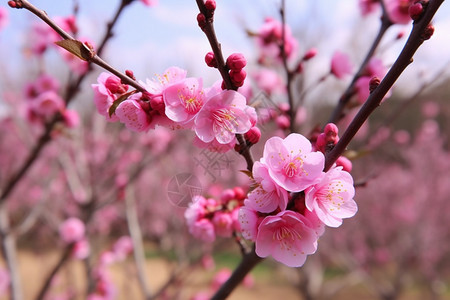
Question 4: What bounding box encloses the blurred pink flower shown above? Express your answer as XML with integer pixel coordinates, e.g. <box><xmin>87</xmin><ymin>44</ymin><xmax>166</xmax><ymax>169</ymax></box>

<box><xmin>212</xmin><ymin>211</ymin><xmax>234</xmax><ymax>237</ymax></box>
<box><xmin>253</xmin><ymin>68</ymin><xmax>285</xmax><ymax>95</ymax></box>
<box><xmin>113</xmin><ymin>236</ymin><xmax>133</xmax><ymax>261</ymax></box>
<box><xmin>257</xmin><ymin>17</ymin><xmax>298</xmax><ymax>61</ymax></box>
<box><xmin>331</xmin><ymin>51</ymin><xmax>353</xmax><ymax>79</ymax></box>
<box><xmin>359</xmin><ymin>0</ymin><xmax>380</xmax><ymax>16</ymax></box>
<box><xmin>140</xmin><ymin>0</ymin><xmax>158</xmax><ymax>6</ymax></box>
<box><xmin>263</xmin><ymin>133</ymin><xmax>324</xmax><ymax>192</ymax></box>
<box><xmin>0</xmin><ymin>268</ymin><xmax>10</xmax><ymax>296</ymax></box>
<box><xmin>255</xmin><ymin>210</ymin><xmax>318</xmax><ymax>267</ymax></box>
<box><xmin>194</xmin><ymin>90</ymin><xmax>255</xmax><ymax>144</ymax></box>
<box><xmin>245</xmin><ymin>162</ymin><xmax>288</xmax><ymax>213</ymax></box>
<box><xmin>305</xmin><ymin>167</ymin><xmax>357</xmax><ymax>228</ymax></box>
<box><xmin>72</xmin><ymin>239</ymin><xmax>90</xmax><ymax>260</ymax></box>
<box><xmin>30</xmin><ymin>90</ymin><xmax>65</xmax><ymax>118</ymax></box>
<box><xmin>59</xmin><ymin>218</ymin><xmax>85</xmax><ymax>244</ymax></box>
<box><xmin>386</xmin><ymin>0</ymin><xmax>414</xmax><ymax>24</ymax></box>
<box><xmin>0</xmin><ymin>7</ymin><xmax>9</xmax><ymax>31</ymax></box>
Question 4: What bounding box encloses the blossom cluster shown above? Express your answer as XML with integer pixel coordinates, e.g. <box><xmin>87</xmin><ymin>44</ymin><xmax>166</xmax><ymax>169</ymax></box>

<box><xmin>92</xmin><ymin>66</ymin><xmax>257</xmax><ymax>152</ymax></box>
<box><xmin>237</xmin><ymin>132</ymin><xmax>357</xmax><ymax>267</ymax></box>
<box><xmin>23</xmin><ymin>74</ymin><xmax>79</xmax><ymax>128</ymax></box>
<box><xmin>184</xmin><ymin>187</ymin><xmax>245</xmax><ymax>242</ymax></box>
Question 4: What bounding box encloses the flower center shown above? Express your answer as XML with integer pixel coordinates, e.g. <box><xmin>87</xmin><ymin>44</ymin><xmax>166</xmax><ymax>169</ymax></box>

<box><xmin>212</xmin><ymin>108</ymin><xmax>238</xmax><ymax>132</ymax></box>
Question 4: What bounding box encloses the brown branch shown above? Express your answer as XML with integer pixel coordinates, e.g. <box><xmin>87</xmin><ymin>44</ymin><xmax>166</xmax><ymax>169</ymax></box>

<box><xmin>324</xmin><ymin>0</ymin><xmax>445</xmax><ymax>171</ymax></box>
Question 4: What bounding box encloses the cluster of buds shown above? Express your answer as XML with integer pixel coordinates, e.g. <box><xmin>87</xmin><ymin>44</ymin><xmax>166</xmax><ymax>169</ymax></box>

<box><xmin>314</xmin><ymin>123</ymin><xmax>352</xmax><ymax>172</ymax></box>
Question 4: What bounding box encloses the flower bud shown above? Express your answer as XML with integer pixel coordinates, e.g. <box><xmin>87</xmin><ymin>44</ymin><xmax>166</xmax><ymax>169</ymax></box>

<box><xmin>303</xmin><ymin>48</ymin><xmax>317</xmax><ymax>61</ymax></box>
<box><xmin>421</xmin><ymin>23</ymin><xmax>435</xmax><ymax>41</ymax></box>
<box><xmin>105</xmin><ymin>76</ymin><xmax>128</xmax><ymax>94</ymax></box>
<box><xmin>226</xmin><ymin>53</ymin><xmax>247</xmax><ymax>70</ymax></box>
<box><xmin>369</xmin><ymin>76</ymin><xmax>380</xmax><ymax>93</ymax></box>
<box><xmin>409</xmin><ymin>2</ymin><xmax>423</xmax><ymax>21</ymax></box>
<box><xmin>276</xmin><ymin>115</ymin><xmax>290</xmax><ymax>130</ymax></box>
<box><xmin>149</xmin><ymin>95</ymin><xmax>165</xmax><ymax>113</ymax></box>
<box><xmin>233</xmin><ymin>187</ymin><xmax>246</xmax><ymax>201</ymax></box>
<box><xmin>205</xmin><ymin>0</ymin><xmax>216</xmax><ymax>11</ymax></box>
<box><xmin>244</xmin><ymin>126</ymin><xmax>261</xmax><ymax>144</ymax></box>
<box><xmin>197</xmin><ymin>13</ymin><xmax>206</xmax><ymax>29</ymax></box>
<box><xmin>230</xmin><ymin>69</ymin><xmax>246</xmax><ymax>84</ymax></box>
<box><xmin>205</xmin><ymin>51</ymin><xmax>218</xmax><ymax>68</ymax></box>
<box><xmin>220</xmin><ymin>189</ymin><xmax>236</xmax><ymax>203</ymax></box>
<box><xmin>126</xmin><ymin>69</ymin><xmax>136</xmax><ymax>80</ymax></box>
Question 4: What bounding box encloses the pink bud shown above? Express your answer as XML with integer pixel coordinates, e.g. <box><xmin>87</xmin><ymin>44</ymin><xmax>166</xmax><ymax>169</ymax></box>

<box><xmin>205</xmin><ymin>0</ymin><xmax>216</xmax><ymax>11</ymax></box>
<box><xmin>233</xmin><ymin>187</ymin><xmax>246</xmax><ymax>201</ymax></box>
<box><xmin>324</xmin><ymin>123</ymin><xmax>339</xmax><ymax>136</ymax></box>
<box><xmin>226</xmin><ymin>53</ymin><xmax>247</xmax><ymax>70</ymax></box>
<box><xmin>8</xmin><ymin>1</ymin><xmax>18</xmax><ymax>8</ymax></box>
<box><xmin>276</xmin><ymin>115</ymin><xmax>290</xmax><ymax>130</ymax></box>
<box><xmin>421</xmin><ymin>23</ymin><xmax>434</xmax><ymax>40</ymax></box>
<box><xmin>125</xmin><ymin>69</ymin><xmax>136</xmax><ymax>80</ymax></box>
<box><xmin>220</xmin><ymin>189</ymin><xmax>236</xmax><ymax>203</ymax></box>
<box><xmin>62</xmin><ymin>109</ymin><xmax>80</xmax><ymax>128</ymax></box>
<box><xmin>149</xmin><ymin>95</ymin><xmax>165</xmax><ymax>113</ymax></box>
<box><xmin>409</xmin><ymin>3</ymin><xmax>423</xmax><ymax>21</ymax></box>
<box><xmin>369</xmin><ymin>76</ymin><xmax>380</xmax><ymax>93</ymax></box>
<box><xmin>205</xmin><ymin>51</ymin><xmax>218</xmax><ymax>68</ymax></box>
<box><xmin>105</xmin><ymin>76</ymin><xmax>128</xmax><ymax>94</ymax></box>
<box><xmin>244</xmin><ymin>126</ymin><xmax>261</xmax><ymax>144</ymax></box>
<box><xmin>229</xmin><ymin>69</ymin><xmax>246</xmax><ymax>85</ymax></box>
<box><xmin>197</xmin><ymin>13</ymin><xmax>206</xmax><ymax>28</ymax></box>
<box><xmin>303</xmin><ymin>48</ymin><xmax>317</xmax><ymax>61</ymax></box>
<box><xmin>336</xmin><ymin>156</ymin><xmax>352</xmax><ymax>172</ymax></box>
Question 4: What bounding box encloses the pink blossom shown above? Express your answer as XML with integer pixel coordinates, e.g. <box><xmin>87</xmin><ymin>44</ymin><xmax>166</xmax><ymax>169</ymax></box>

<box><xmin>255</xmin><ymin>210</ymin><xmax>318</xmax><ymax>267</ymax></box>
<box><xmin>355</xmin><ymin>76</ymin><xmax>372</xmax><ymax>103</ymax></box>
<box><xmin>72</xmin><ymin>239</ymin><xmax>90</xmax><ymax>260</ymax></box>
<box><xmin>211</xmin><ymin>268</ymin><xmax>231</xmax><ymax>290</ymax></box>
<box><xmin>142</xmin><ymin>66</ymin><xmax>187</xmax><ymax>96</ymax></box>
<box><xmin>190</xmin><ymin>219</ymin><xmax>216</xmax><ymax>242</ymax></box>
<box><xmin>140</xmin><ymin>0</ymin><xmax>158</xmax><ymax>6</ymax></box>
<box><xmin>115</xmin><ymin>94</ymin><xmax>152</xmax><ymax>132</ymax></box>
<box><xmin>163</xmin><ymin>77</ymin><xmax>205</xmax><ymax>125</ymax></box>
<box><xmin>262</xmin><ymin>133</ymin><xmax>325</xmax><ymax>192</ymax></box>
<box><xmin>253</xmin><ymin>68</ymin><xmax>285</xmax><ymax>95</ymax></box>
<box><xmin>386</xmin><ymin>0</ymin><xmax>414</xmax><ymax>24</ymax></box>
<box><xmin>212</xmin><ymin>211</ymin><xmax>234</xmax><ymax>237</ymax></box>
<box><xmin>0</xmin><ymin>268</ymin><xmax>10</xmax><ymax>296</ymax></box>
<box><xmin>331</xmin><ymin>51</ymin><xmax>353</xmax><ymax>79</ymax></box>
<box><xmin>238</xmin><ymin>207</ymin><xmax>260</xmax><ymax>241</ymax></box>
<box><xmin>31</xmin><ymin>91</ymin><xmax>65</xmax><ymax>118</ymax></box>
<box><xmin>59</xmin><ymin>217</ymin><xmax>85</xmax><ymax>243</ymax></box>
<box><xmin>194</xmin><ymin>90</ymin><xmax>255</xmax><ymax>144</ymax></box>
<box><xmin>113</xmin><ymin>236</ymin><xmax>133</xmax><ymax>260</ymax></box>
<box><xmin>305</xmin><ymin>167</ymin><xmax>357</xmax><ymax>227</ymax></box>
<box><xmin>0</xmin><ymin>7</ymin><xmax>9</xmax><ymax>31</ymax></box>
<box><xmin>184</xmin><ymin>195</ymin><xmax>207</xmax><ymax>228</ymax></box>
<box><xmin>359</xmin><ymin>0</ymin><xmax>380</xmax><ymax>16</ymax></box>
<box><xmin>245</xmin><ymin>162</ymin><xmax>288</xmax><ymax>213</ymax></box>
<box><xmin>91</xmin><ymin>72</ymin><xmax>120</xmax><ymax>122</ymax></box>
<box><xmin>257</xmin><ymin>17</ymin><xmax>298</xmax><ymax>61</ymax></box>
<box><xmin>62</xmin><ymin>109</ymin><xmax>80</xmax><ymax>128</ymax></box>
